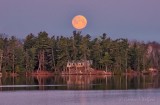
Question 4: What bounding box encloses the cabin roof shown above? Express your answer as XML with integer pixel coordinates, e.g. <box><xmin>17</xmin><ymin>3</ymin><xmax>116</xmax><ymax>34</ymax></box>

<box><xmin>67</xmin><ymin>60</ymin><xmax>92</xmax><ymax>64</ymax></box>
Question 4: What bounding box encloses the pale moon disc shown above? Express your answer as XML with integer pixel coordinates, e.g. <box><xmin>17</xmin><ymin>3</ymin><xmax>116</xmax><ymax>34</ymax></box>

<box><xmin>72</xmin><ymin>15</ymin><xmax>87</xmax><ymax>30</ymax></box>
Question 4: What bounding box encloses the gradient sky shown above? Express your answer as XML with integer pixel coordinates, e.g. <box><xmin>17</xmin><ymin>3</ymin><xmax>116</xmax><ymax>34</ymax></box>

<box><xmin>0</xmin><ymin>0</ymin><xmax>160</xmax><ymax>41</ymax></box>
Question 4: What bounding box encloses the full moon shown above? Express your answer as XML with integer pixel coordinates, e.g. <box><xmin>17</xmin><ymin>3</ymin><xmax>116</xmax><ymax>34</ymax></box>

<box><xmin>72</xmin><ymin>15</ymin><xmax>87</xmax><ymax>30</ymax></box>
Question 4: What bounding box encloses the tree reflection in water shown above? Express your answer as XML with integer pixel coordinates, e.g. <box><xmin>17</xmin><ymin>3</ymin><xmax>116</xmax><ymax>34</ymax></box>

<box><xmin>0</xmin><ymin>74</ymin><xmax>160</xmax><ymax>91</ymax></box>
<box><xmin>61</xmin><ymin>75</ymin><xmax>110</xmax><ymax>90</ymax></box>
<box><xmin>0</xmin><ymin>77</ymin><xmax>1</xmax><ymax>91</ymax></box>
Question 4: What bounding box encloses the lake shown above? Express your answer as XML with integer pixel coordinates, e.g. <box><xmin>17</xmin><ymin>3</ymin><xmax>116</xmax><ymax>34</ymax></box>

<box><xmin>0</xmin><ymin>74</ymin><xmax>160</xmax><ymax>105</ymax></box>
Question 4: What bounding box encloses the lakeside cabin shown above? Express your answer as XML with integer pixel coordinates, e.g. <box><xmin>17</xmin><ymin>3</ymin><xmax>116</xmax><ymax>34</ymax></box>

<box><xmin>62</xmin><ymin>60</ymin><xmax>112</xmax><ymax>75</ymax></box>
<box><xmin>62</xmin><ymin>60</ymin><xmax>93</xmax><ymax>75</ymax></box>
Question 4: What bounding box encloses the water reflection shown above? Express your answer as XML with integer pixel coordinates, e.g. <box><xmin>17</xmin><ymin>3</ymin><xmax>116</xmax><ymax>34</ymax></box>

<box><xmin>0</xmin><ymin>74</ymin><xmax>160</xmax><ymax>91</ymax></box>
<box><xmin>62</xmin><ymin>75</ymin><xmax>110</xmax><ymax>90</ymax></box>
<box><xmin>0</xmin><ymin>77</ymin><xmax>2</xmax><ymax>91</ymax></box>
<box><xmin>34</xmin><ymin>76</ymin><xmax>50</xmax><ymax>90</ymax></box>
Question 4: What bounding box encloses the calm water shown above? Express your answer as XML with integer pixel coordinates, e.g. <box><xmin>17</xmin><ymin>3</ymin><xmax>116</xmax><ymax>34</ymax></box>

<box><xmin>0</xmin><ymin>90</ymin><xmax>160</xmax><ymax>105</ymax></box>
<box><xmin>0</xmin><ymin>75</ymin><xmax>160</xmax><ymax>90</ymax></box>
<box><xmin>0</xmin><ymin>75</ymin><xmax>160</xmax><ymax>105</ymax></box>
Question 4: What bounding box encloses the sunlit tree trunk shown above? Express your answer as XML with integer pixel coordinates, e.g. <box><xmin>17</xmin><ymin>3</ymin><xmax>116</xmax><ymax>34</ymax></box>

<box><xmin>0</xmin><ymin>50</ymin><xmax>3</xmax><ymax>72</ymax></box>
<box><xmin>38</xmin><ymin>50</ymin><xmax>45</xmax><ymax>71</ymax></box>
<box><xmin>51</xmin><ymin>47</ymin><xmax>56</xmax><ymax>71</ymax></box>
<box><xmin>12</xmin><ymin>50</ymin><xmax>15</xmax><ymax>73</ymax></box>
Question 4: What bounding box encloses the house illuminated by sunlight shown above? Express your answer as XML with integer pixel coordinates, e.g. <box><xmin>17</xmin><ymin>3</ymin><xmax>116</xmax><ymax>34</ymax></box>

<box><xmin>65</xmin><ymin>60</ymin><xmax>93</xmax><ymax>74</ymax></box>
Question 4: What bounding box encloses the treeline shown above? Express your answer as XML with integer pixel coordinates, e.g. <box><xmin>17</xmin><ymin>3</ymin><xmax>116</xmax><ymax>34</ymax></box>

<box><xmin>0</xmin><ymin>31</ymin><xmax>159</xmax><ymax>73</ymax></box>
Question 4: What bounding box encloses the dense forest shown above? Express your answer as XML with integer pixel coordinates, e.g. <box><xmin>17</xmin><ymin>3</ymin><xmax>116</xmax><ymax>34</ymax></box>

<box><xmin>0</xmin><ymin>31</ymin><xmax>160</xmax><ymax>74</ymax></box>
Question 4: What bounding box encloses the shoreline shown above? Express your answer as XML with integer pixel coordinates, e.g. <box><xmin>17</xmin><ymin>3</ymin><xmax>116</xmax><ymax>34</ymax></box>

<box><xmin>0</xmin><ymin>69</ymin><xmax>159</xmax><ymax>77</ymax></box>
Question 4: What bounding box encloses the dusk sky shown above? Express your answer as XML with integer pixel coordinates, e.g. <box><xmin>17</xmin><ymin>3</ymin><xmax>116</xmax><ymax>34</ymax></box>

<box><xmin>0</xmin><ymin>0</ymin><xmax>160</xmax><ymax>41</ymax></box>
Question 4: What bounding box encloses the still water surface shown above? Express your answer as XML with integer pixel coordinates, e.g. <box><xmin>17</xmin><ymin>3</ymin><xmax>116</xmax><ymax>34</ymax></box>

<box><xmin>0</xmin><ymin>75</ymin><xmax>160</xmax><ymax>105</ymax></box>
<box><xmin>0</xmin><ymin>90</ymin><xmax>159</xmax><ymax>105</ymax></box>
<box><xmin>1</xmin><ymin>75</ymin><xmax>160</xmax><ymax>90</ymax></box>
